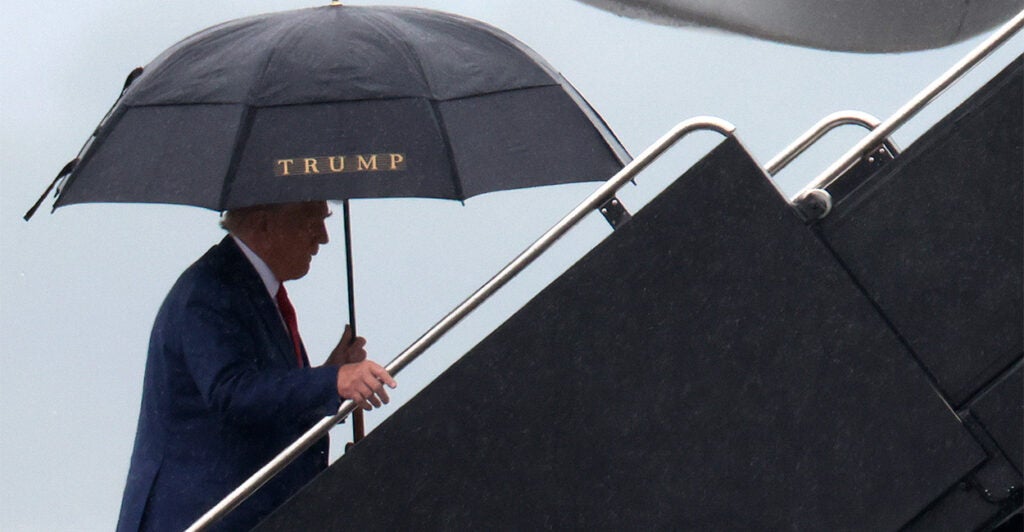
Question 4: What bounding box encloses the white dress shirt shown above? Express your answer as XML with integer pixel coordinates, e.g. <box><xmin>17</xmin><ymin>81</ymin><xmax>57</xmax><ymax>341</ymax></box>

<box><xmin>232</xmin><ymin>235</ymin><xmax>283</xmax><ymax>314</ymax></box>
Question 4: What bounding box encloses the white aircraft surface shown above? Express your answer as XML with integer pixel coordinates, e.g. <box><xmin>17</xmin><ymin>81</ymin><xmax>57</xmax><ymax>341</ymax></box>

<box><xmin>577</xmin><ymin>0</ymin><xmax>1023</xmax><ymax>51</ymax></box>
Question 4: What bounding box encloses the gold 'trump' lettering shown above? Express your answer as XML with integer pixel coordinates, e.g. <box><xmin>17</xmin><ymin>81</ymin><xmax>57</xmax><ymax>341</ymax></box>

<box><xmin>275</xmin><ymin>153</ymin><xmax>407</xmax><ymax>177</ymax></box>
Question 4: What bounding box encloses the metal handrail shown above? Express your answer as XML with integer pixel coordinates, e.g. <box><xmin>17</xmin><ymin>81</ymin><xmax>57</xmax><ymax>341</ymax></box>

<box><xmin>764</xmin><ymin>110</ymin><xmax>893</xmax><ymax>176</ymax></box>
<box><xmin>793</xmin><ymin>8</ymin><xmax>1024</xmax><ymax>206</ymax></box>
<box><xmin>187</xmin><ymin>116</ymin><xmax>737</xmax><ymax>531</ymax></box>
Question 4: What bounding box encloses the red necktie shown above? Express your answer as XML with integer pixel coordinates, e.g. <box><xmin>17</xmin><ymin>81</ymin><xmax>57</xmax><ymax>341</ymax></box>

<box><xmin>275</xmin><ymin>284</ymin><xmax>305</xmax><ymax>368</ymax></box>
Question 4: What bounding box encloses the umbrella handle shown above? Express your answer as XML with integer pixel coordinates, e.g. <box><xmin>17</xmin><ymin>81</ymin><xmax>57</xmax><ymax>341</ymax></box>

<box><xmin>343</xmin><ymin>200</ymin><xmax>366</xmax><ymax>443</ymax></box>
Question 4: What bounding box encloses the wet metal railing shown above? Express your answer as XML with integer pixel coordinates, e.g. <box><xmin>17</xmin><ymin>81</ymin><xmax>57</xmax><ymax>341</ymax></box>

<box><xmin>187</xmin><ymin>116</ymin><xmax>737</xmax><ymax>531</ymax></box>
<box><xmin>767</xmin><ymin>110</ymin><xmax>899</xmax><ymax>219</ymax></box>
<box><xmin>792</xmin><ymin>8</ymin><xmax>1024</xmax><ymax>213</ymax></box>
<box><xmin>764</xmin><ymin>110</ymin><xmax>893</xmax><ymax>176</ymax></box>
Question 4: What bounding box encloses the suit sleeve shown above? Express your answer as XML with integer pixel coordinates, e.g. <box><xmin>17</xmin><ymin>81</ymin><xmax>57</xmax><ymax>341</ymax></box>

<box><xmin>178</xmin><ymin>296</ymin><xmax>341</xmax><ymax>429</ymax></box>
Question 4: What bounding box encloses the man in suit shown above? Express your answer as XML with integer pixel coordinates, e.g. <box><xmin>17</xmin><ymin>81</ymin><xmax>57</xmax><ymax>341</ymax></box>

<box><xmin>116</xmin><ymin>201</ymin><xmax>396</xmax><ymax>531</ymax></box>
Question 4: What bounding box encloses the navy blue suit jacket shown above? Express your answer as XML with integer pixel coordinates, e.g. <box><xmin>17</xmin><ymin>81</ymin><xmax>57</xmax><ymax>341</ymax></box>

<box><xmin>117</xmin><ymin>236</ymin><xmax>340</xmax><ymax>531</ymax></box>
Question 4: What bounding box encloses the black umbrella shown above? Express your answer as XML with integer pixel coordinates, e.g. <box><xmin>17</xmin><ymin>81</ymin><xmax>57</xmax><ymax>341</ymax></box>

<box><xmin>27</xmin><ymin>3</ymin><xmax>629</xmax><ymax>441</ymax></box>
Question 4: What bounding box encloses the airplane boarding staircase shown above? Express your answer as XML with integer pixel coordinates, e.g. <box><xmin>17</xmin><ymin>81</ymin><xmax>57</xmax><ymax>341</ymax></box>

<box><xmin>244</xmin><ymin>55</ymin><xmax>1023</xmax><ymax>530</ymax></box>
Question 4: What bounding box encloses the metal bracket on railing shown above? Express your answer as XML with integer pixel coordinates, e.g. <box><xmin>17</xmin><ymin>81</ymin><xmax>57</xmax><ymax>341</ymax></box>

<box><xmin>186</xmin><ymin>116</ymin><xmax>736</xmax><ymax>532</ymax></box>
<box><xmin>599</xmin><ymin>196</ymin><xmax>632</xmax><ymax>229</ymax></box>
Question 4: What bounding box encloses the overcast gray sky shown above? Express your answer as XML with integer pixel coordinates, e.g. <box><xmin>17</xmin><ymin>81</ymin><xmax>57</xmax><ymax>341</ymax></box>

<box><xmin>2</xmin><ymin>1</ymin><xmax>1021</xmax><ymax>529</ymax></box>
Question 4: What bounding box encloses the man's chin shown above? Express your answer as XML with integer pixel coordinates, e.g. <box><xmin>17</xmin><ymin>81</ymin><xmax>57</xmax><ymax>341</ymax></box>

<box><xmin>284</xmin><ymin>264</ymin><xmax>312</xmax><ymax>282</ymax></box>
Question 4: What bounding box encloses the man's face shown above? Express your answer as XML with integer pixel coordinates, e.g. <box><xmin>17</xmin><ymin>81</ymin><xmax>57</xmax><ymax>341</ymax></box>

<box><xmin>262</xmin><ymin>201</ymin><xmax>331</xmax><ymax>281</ymax></box>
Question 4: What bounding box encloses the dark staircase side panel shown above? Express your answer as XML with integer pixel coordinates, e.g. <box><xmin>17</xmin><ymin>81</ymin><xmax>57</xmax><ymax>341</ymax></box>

<box><xmin>970</xmin><ymin>363</ymin><xmax>1024</xmax><ymax>475</ymax></box>
<box><xmin>815</xmin><ymin>56</ymin><xmax>1023</xmax><ymax>527</ymax></box>
<box><xmin>817</xmin><ymin>56</ymin><xmax>1023</xmax><ymax>408</ymax></box>
<box><xmin>905</xmin><ymin>365</ymin><xmax>1023</xmax><ymax>531</ymax></box>
<box><xmin>258</xmin><ymin>138</ymin><xmax>983</xmax><ymax>531</ymax></box>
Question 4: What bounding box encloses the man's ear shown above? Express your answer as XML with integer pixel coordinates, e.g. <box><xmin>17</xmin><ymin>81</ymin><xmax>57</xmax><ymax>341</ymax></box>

<box><xmin>252</xmin><ymin>209</ymin><xmax>271</xmax><ymax>234</ymax></box>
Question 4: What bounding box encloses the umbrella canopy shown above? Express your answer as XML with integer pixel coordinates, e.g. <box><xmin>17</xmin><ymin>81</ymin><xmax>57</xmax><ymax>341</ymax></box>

<box><xmin>30</xmin><ymin>4</ymin><xmax>633</xmax><ymax>450</ymax></box>
<box><xmin>46</xmin><ymin>4</ymin><xmax>629</xmax><ymax>212</ymax></box>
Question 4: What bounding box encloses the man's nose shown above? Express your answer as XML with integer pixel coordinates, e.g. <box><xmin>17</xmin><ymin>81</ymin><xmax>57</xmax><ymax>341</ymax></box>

<box><xmin>317</xmin><ymin>222</ymin><xmax>330</xmax><ymax>245</ymax></box>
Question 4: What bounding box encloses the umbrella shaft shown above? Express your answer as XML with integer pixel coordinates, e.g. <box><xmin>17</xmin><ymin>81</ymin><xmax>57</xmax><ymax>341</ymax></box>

<box><xmin>343</xmin><ymin>199</ymin><xmax>365</xmax><ymax>443</ymax></box>
<box><xmin>343</xmin><ymin>200</ymin><xmax>357</xmax><ymax>334</ymax></box>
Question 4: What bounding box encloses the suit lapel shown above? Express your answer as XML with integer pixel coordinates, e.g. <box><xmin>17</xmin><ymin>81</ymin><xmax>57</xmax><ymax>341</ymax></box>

<box><xmin>218</xmin><ymin>237</ymin><xmax>303</xmax><ymax>369</ymax></box>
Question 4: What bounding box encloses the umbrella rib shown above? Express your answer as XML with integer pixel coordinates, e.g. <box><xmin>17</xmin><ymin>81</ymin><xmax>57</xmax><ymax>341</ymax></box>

<box><xmin>559</xmin><ymin>78</ymin><xmax>634</xmax><ymax>166</ymax></box>
<box><xmin>427</xmin><ymin>99</ymin><xmax>466</xmax><ymax>201</ymax></box>
<box><xmin>360</xmin><ymin>10</ymin><xmax>467</xmax><ymax>199</ymax></box>
<box><xmin>217</xmin><ymin>20</ymin><xmax>304</xmax><ymax>209</ymax></box>
<box><xmin>216</xmin><ymin>106</ymin><xmax>259</xmax><ymax>210</ymax></box>
<box><xmin>445</xmin><ymin>16</ymin><xmax>633</xmax><ymax>167</ymax></box>
<box><xmin>362</xmin><ymin>9</ymin><xmax>436</xmax><ymax>96</ymax></box>
<box><xmin>436</xmin><ymin>13</ymin><xmax>631</xmax><ymax>166</ymax></box>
